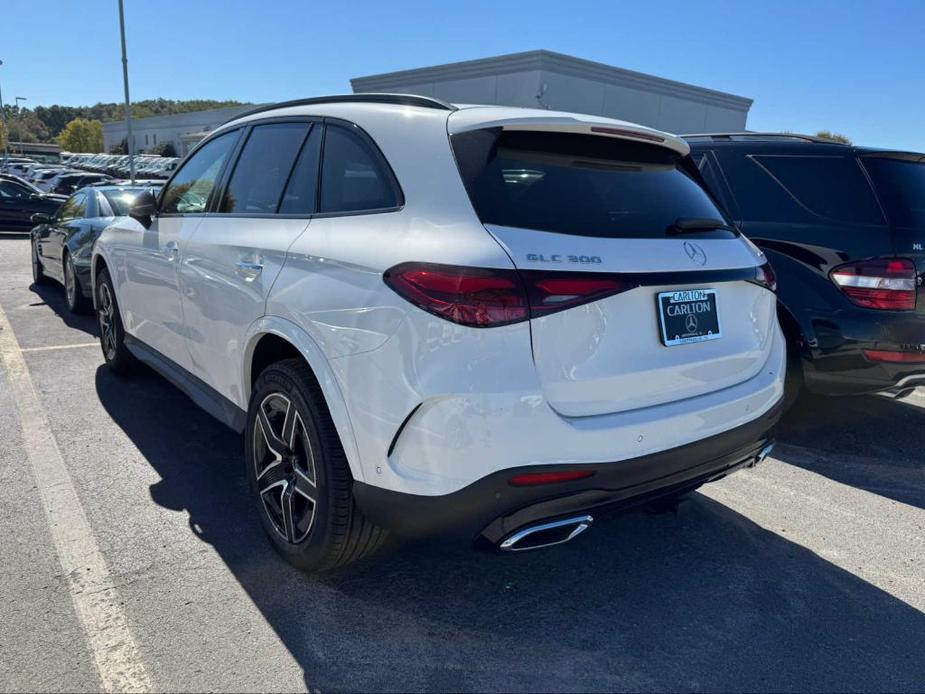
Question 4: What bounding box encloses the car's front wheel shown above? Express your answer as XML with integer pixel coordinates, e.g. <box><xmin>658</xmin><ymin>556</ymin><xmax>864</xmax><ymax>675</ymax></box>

<box><xmin>246</xmin><ymin>359</ymin><xmax>387</xmax><ymax>572</ymax></box>
<box><xmin>95</xmin><ymin>267</ymin><xmax>136</xmax><ymax>375</ymax></box>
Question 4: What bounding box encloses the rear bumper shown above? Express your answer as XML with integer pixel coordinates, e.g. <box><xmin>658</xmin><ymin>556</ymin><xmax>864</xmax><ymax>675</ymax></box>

<box><xmin>353</xmin><ymin>399</ymin><xmax>782</xmax><ymax>543</ymax></box>
<box><xmin>801</xmin><ymin>309</ymin><xmax>925</xmax><ymax>395</ymax></box>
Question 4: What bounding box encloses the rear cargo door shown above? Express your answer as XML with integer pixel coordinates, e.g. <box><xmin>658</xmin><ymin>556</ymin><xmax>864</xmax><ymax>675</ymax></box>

<box><xmin>452</xmin><ymin>127</ymin><xmax>776</xmax><ymax>417</ymax></box>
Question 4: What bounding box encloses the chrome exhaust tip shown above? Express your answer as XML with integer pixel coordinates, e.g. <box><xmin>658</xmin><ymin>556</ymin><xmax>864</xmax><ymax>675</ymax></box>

<box><xmin>499</xmin><ymin>515</ymin><xmax>593</xmax><ymax>552</ymax></box>
<box><xmin>752</xmin><ymin>442</ymin><xmax>775</xmax><ymax>467</ymax></box>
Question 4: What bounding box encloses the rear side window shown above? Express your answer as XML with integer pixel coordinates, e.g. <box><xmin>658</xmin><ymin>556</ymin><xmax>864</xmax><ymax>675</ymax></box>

<box><xmin>59</xmin><ymin>193</ymin><xmax>87</xmax><ymax>221</ymax></box>
<box><xmin>863</xmin><ymin>157</ymin><xmax>925</xmax><ymax>229</ymax></box>
<box><xmin>319</xmin><ymin>125</ymin><xmax>399</xmax><ymax>214</ymax></box>
<box><xmin>219</xmin><ymin>122</ymin><xmax>310</xmax><ymax>214</ymax></box>
<box><xmin>279</xmin><ymin>126</ymin><xmax>322</xmax><ymax>215</ymax></box>
<box><xmin>101</xmin><ymin>189</ymin><xmax>143</xmax><ymax>216</ymax></box>
<box><xmin>753</xmin><ymin>155</ymin><xmax>884</xmax><ymax>226</ymax></box>
<box><xmin>452</xmin><ymin>129</ymin><xmax>727</xmax><ymax>238</ymax></box>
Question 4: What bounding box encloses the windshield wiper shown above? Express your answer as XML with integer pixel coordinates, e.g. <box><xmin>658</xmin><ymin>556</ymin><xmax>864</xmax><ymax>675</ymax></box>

<box><xmin>666</xmin><ymin>217</ymin><xmax>734</xmax><ymax>235</ymax></box>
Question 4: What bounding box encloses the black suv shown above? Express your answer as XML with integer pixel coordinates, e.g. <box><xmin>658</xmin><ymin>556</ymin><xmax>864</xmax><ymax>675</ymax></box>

<box><xmin>686</xmin><ymin>133</ymin><xmax>925</xmax><ymax>398</ymax></box>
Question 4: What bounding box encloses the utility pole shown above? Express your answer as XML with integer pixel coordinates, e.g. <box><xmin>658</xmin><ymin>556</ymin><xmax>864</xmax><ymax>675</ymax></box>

<box><xmin>0</xmin><ymin>59</ymin><xmax>9</xmax><ymax>168</ymax></box>
<box><xmin>118</xmin><ymin>0</ymin><xmax>135</xmax><ymax>183</ymax></box>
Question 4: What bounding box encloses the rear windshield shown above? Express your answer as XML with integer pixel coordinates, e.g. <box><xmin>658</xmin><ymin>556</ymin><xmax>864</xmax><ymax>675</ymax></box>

<box><xmin>451</xmin><ymin>129</ymin><xmax>729</xmax><ymax>238</ymax></box>
<box><xmin>863</xmin><ymin>157</ymin><xmax>925</xmax><ymax>229</ymax></box>
<box><xmin>101</xmin><ymin>188</ymin><xmax>145</xmax><ymax>216</ymax></box>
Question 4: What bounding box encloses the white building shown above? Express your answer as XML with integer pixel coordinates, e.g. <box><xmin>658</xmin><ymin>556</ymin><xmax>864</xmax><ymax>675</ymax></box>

<box><xmin>102</xmin><ymin>105</ymin><xmax>254</xmax><ymax>156</ymax></box>
<box><xmin>103</xmin><ymin>51</ymin><xmax>752</xmax><ymax>156</ymax></box>
<box><xmin>351</xmin><ymin>50</ymin><xmax>752</xmax><ymax>133</ymax></box>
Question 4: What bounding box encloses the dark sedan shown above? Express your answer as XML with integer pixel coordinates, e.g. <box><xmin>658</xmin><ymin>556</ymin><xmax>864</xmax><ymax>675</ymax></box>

<box><xmin>48</xmin><ymin>172</ymin><xmax>112</xmax><ymax>196</ymax></box>
<box><xmin>0</xmin><ymin>176</ymin><xmax>67</xmax><ymax>232</ymax></box>
<box><xmin>31</xmin><ymin>184</ymin><xmax>160</xmax><ymax>312</ymax></box>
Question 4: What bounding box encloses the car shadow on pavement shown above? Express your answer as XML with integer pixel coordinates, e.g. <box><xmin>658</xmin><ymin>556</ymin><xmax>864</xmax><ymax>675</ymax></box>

<box><xmin>95</xmin><ymin>366</ymin><xmax>925</xmax><ymax>693</ymax></box>
<box><xmin>27</xmin><ymin>281</ymin><xmax>98</xmax><ymax>337</ymax></box>
<box><xmin>775</xmin><ymin>391</ymin><xmax>925</xmax><ymax>510</ymax></box>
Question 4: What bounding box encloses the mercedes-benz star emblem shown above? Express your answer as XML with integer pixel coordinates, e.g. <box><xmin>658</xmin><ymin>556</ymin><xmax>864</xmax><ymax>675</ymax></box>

<box><xmin>683</xmin><ymin>241</ymin><xmax>707</xmax><ymax>266</ymax></box>
<box><xmin>685</xmin><ymin>314</ymin><xmax>699</xmax><ymax>333</ymax></box>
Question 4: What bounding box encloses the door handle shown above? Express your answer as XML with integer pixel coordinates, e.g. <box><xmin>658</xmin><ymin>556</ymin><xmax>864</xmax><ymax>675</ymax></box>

<box><xmin>235</xmin><ymin>261</ymin><xmax>263</xmax><ymax>281</ymax></box>
<box><xmin>164</xmin><ymin>240</ymin><xmax>179</xmax><ymax>261</ymax></box>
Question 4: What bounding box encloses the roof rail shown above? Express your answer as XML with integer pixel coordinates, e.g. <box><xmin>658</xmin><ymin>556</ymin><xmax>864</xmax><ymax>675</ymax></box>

<box><xmin>222</xmin><ymin>93</ymin><xmax>457</xmax><ymax>125</ymax></box>
<box><xmin>681</xmin><ymin>132</ymin><xmax>844</xmax><ymax>144</ymax></box>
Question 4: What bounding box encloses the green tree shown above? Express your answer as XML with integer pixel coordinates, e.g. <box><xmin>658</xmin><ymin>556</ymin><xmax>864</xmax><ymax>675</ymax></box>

<box><xmin>56</xmin><ymin>118</ymin><xmax>104</xmax><ymax>153</ymax></box>
<box><xmin>150</xmin><ymin>141</ymin><xmax>178</xmax><ymax>157</ymax></box>
<box><xmin>816</xmin><ymin>130</ymin><xmax>851</xmax><ymax>144</ymax></box>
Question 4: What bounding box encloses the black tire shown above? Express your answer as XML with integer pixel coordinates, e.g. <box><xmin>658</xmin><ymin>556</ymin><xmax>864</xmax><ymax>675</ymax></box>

<box><xmin>246</xmin><ymin>358</ymin><xmax>387</xmax><ymax>572</ymax></box>
<box><xmin>31</xmin><ymin>238</ymin><xmax>48</xmax><ymax>286</ymax></box>
<box><xmin>95</xmin><ymin>267</ymin><xmax>136</xmax><ymax>375</ymax></box>
<box><xmin>64</xmin><ymin>252</ymin><xmax>90</xmax><ymax>314</ymax></box>
<box><xmin>782</xmin><ymin>338</ymin><xmax>805</xmax><ymax>411</ymax></box>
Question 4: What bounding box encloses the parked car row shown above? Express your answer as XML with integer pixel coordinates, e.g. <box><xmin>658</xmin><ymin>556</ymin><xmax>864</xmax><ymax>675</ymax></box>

<box><xmin>14</xmin><ymin>95</ymin><xmax>925</xmax><ymax>574</ymax></box>
<box><xmin>63</xmin><ymin>152</ymin><xmax>179</xmax><ymax>179</ymax></box>
<box><xmin>31</xmin><ymin>183</ymin><xmax>162</xmax><ymax>312</ymax></box>
<box><xmin>2</xmin><ymin>157</ymin><xmax>114</xmax><ymax>194</ymax></box>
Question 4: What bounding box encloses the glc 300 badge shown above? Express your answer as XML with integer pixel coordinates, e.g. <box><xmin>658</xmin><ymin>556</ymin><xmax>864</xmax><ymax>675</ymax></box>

<box><xmin>526</xmin><ymin>253</ymin><xmax>603</xmax><ymax>264</ymax></box>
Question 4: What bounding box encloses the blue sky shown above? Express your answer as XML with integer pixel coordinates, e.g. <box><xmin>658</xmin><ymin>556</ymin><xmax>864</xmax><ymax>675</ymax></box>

<box><xmin>2</xmin><ymin>0</ymin><xmax>922</xmax><ymax>151</ymax></box>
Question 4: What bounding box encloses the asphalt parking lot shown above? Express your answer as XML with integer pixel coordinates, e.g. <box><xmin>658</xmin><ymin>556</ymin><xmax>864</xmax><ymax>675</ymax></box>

<box><xmin>0</xmin><ymin>233</ymin><xmax>923</xmax><ymax>693</ymax></box>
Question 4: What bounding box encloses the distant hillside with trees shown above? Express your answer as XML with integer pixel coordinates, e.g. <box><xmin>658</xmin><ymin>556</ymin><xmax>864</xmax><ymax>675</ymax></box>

<box><xmin>1</xmin><ymin>98</ymin><xmax>250</xmax><ymax>145</ymax></box>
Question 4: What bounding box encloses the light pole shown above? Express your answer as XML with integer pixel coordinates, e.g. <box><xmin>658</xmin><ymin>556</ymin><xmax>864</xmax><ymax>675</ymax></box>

<box><xmin>0</xmin><ymin>59</ymin><xmax>8</xmax><ymax>167</ymax></box>
<box><xmin>118</xmin><ymin>0</ymin><xmax>135</xmax><ymax>183</ymax></box>
<box><xmin>12</xmin><ymin>97</ymin><xmax>26</xmax><ymax>154</ymax></box>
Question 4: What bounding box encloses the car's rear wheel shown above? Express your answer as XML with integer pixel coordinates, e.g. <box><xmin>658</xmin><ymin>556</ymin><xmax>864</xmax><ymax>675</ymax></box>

<box><xmin>246</xmin><ymin>358</ymin><xmax>387</xmax><ymax>572</ymax></box>
<box><xmin>64</xmin><ymin>253</ymin><xmax>89</xmax><ymax>314</ymax></box>
<box><xmin>95</xmin><ymin>267</ymin><xmax>136</xmax><ymax>375</ymax></box>
<box><xmin>31</xmin><ymin>239</ymin><xmax>48</xmax><ymax>286</ymax></box>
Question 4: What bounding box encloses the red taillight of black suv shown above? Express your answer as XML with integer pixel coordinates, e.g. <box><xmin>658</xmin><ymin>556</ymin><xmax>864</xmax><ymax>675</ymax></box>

<box><xmin>830</xmin><ymin>258</ymin><xmax>918</xmax><ymax>311</ymax></box>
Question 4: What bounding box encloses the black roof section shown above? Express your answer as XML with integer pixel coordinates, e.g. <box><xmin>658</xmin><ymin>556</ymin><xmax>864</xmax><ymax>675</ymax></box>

<box><xmin>222</xmin><ymin>93</ymin><xmax>457</xmax><ymax>125</ymax></box>
<box><xmin>682</xmin><ymin>132</ymin><xmax>846</xmax><ymax>145</ymax></box>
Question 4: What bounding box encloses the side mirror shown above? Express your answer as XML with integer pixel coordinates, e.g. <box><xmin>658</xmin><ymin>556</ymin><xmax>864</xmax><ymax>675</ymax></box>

<box><xmin>129</xmin><ymin>190</ymin><xmax>157</xmax><ymax>228</ymax></box>
<box><xmin>31</xmin><ymin>212</ymin><xmax>52</xmax><ymax>225</ymax></box>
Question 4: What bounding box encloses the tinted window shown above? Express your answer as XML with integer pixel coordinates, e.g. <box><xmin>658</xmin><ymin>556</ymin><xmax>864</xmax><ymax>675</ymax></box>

<box><xmin>59</xmin><ymin>193</ymin><xmax>87</xmax><ymax>221</ymax></box>
<box><xmin>161</xmin><ymin>130</ymin><xmax>239</xmax><ymax>214</ymax></box>
<box><xmin>319</xmin><ymin>125</ymin><xmax>398</xmax><ymax>214</ymax></box>
<box><xmin>219</xmin><ymin>122</ymin><xmax>309</xmax><ymax>214</ymax></box>
<box><xmin>0</xmin><ymin>181</ymin><xmax>31</xmax><ymax>199</ymax></box>
<box><xmin>754</xmin><ymin>155</ymin><xmax>884</xmax><ymax>225</ymax></box>
<box><xmin>863</xmin><ymin>157</ymin><xmax>925</xmax><ymax>229</ymax></box>
<box><xmin>101</xmin><ymin>188</ymin><xmax>145</xmax><ymax>216</ymax></box>
<box><xmin>453</xmin><ymin>129</ymin><xmax>726</xmax><ymax>238</ymax></box>
<box><xmin>279</xmin><ymin>126</ymin><xmax>322</xmax><ymax>214</ymax></box>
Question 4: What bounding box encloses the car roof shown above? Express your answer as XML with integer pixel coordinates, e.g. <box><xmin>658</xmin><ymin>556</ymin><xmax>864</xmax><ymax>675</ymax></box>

<box><xmin>221</xmin><ymin>93</ymin><xmax>689</xmax><ymax>156</ymax></box>
<box><xmin>683</xmin><ymin>132</ymin><xmax>924</xmax><ymax>159</ymax></box>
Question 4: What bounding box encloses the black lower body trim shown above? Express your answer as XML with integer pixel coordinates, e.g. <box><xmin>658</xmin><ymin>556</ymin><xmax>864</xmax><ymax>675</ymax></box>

<box><xmin>354</xmin><ymin>400</ymin><xmax>783</xmax><ymax>544</ymax></box>
<box><xmin>124</xmin><ymin>334</ymin><xmax>247</xmax><ymax>432</ymax></box>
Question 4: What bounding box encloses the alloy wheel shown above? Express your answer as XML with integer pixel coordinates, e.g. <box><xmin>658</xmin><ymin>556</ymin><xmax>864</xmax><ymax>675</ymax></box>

<box><xmin>97</xmin><ymin>282</ymin><xmax>117</xmax><ymax>360</ymax></box>
<box><xmin>253</xmin><ymin>393</ymin><xmax>318</xmax><ymax>544</ymax></box>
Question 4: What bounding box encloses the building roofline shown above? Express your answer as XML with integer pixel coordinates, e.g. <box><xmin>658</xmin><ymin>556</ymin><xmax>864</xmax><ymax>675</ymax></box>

<box><xmin>351</xmin><ymin>50</ymin><xmax>753</xmax><ymax>111</ymax></box>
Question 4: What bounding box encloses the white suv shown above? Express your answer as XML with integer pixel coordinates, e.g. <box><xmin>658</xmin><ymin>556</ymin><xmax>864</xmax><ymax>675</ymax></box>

<box><xmin>92</xmin><ymin>95</ymin><xmax>785</xmax><ymax>571</ymax></box>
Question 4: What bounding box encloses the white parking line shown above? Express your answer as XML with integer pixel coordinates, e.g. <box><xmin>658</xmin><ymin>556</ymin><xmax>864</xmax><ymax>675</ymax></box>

<box><xmin>20</xmin><ymin>341</ymin><xmax>100</xmax><ymax>353</ymax></box>
<box><xmin>0</xmin><ymin>306</ymin><xmax>151</xmax><ymax>692</ymax></box>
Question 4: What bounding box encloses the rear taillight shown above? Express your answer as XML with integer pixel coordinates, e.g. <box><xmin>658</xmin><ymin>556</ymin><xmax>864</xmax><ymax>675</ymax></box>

<box><xmin>750</xmin><ymin>262</ymin><xmax>777</xmax><ymax>292</ymax></box>
<box><xmin>863</xmin><ymin>349</ymin><xmax>925</xmax><ymax>363</ymax></box>
<box><xmin>830</xmin><ymin>258</ymin><xmax>917</xmax><ymax>311</ymax></box>
<box><xmin>383</xmin><ymin>263</ymin><xmax>527</xmax><ymax>327</ymax></box>
<box><xmin>384</xmin><ymin>263</ymin><xmax>631</xmax><ymax>328</ymax></box>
